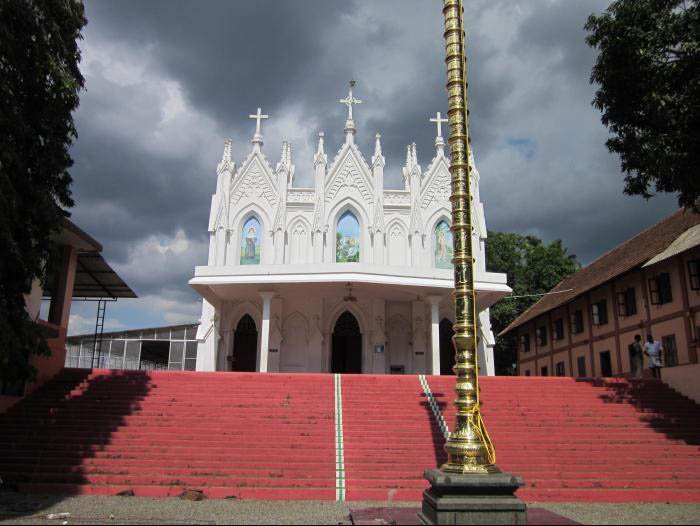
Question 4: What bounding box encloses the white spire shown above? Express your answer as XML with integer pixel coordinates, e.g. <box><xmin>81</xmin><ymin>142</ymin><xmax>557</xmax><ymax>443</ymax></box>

<box><xmin>314</xmin><ymin>131</ymin><xmax>327</xmax><ymax>167</ymax></box>
<box><xmin>411</xmin><ymin>142</ymin><xmax>418</xmax><ymax>167</ymax></box>
<box><xmin>216</xmin><ymin>138</ymin><xmax>233</xmax><ymax>175</ymax></box>
<box><xmin>248</xmin><ymin>107</ymin><xmax>268</xmax><ymax>151</ymax></box>
<box><xmin>372</xmin><ymin>133</ymin><xmax>385</xmax><ymax>167</ymax></box>
<box><xmin>339</xmin><ymin>80</ymin><xmax>362</xmax><ymax>142</ymax></box>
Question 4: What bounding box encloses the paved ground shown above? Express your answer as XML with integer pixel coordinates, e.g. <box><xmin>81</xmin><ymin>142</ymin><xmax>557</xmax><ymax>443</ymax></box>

<box><xmin>1</xmin><ymin>493</ymin><xmax>699</xmax><ymax>525</ymax></box>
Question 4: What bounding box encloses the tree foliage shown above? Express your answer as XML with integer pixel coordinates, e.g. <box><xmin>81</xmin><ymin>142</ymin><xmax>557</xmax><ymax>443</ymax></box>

<box><xmin>486</xmin><ymin>232</ymin><xmax>580</xmax><ymax>375</ymax></box>
<box><xmin>585</xmin><ymin>0</ymin><xmax>700</xmax><ymax>209</ymax></box>
<box><xmin>0</xmin><ymin>0</ymin><xmax>85</xmax><ymax>385</ymax></box>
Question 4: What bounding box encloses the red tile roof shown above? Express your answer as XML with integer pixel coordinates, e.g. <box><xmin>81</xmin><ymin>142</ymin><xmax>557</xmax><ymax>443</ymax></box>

<box><xmin>501</xmin><ymin>208</ymin><xmax>700</xmax><ymax>335</ymax></box>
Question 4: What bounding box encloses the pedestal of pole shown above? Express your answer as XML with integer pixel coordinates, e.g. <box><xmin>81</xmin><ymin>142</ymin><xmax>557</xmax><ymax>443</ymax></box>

<box><xmin>418</xmin><ymin>469</ymin><xmax>527</xmax><ymax>525</ymax></box>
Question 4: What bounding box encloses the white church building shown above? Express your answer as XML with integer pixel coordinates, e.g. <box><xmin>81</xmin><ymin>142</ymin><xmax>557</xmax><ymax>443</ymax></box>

<box><xmin>190</xmin><ymin>85</ymin><xmax>510</xmax><ymax>376</ymax></box>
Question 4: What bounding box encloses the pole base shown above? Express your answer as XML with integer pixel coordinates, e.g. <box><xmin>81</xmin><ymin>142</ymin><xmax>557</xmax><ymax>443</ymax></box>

<box><xmin>418</xmin><ymin>468</ymin><xmax>527</xmax><ymax>525</ymax></box>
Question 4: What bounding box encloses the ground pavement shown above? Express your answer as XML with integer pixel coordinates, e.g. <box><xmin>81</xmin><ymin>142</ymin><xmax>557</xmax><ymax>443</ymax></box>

<box><xmin>1</xmin><ymin>493</ymin><xmax>700</xmax><ymax>525</ymax></box>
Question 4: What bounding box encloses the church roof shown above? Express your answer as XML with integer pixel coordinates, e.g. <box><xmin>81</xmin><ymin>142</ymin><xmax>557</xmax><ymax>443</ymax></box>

<box><xmin>501</xmin><ymin>208</ymin><xmax>700</xmax><ymax>335</ymax></box>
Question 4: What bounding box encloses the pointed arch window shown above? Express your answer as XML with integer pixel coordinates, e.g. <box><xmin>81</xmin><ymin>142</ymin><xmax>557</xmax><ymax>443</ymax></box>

<box><xmin>240</xmin><ymin>216</ymin><xmax>261</xmax><ymax>265</ymax></box>
<box><xmin>336</xmin><ymin>211</ymin><xmax>360</xmax><ymax>263</ymax></box>
<box><xmin>434</xmin><ymin>220</ymin><xmax>453</xmax><ymax>269</ymax></box>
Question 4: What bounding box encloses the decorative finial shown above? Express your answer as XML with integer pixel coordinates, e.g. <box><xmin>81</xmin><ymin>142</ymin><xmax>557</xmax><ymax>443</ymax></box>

<box><xmin>412</xmin><ymin>142</ymin><xmax>418</xmax><ymax>166</ymax></box>
<box><xmin>248</xmin><ymin>107</ymin><xmax>269</xmax><ymax>149</ymax></box>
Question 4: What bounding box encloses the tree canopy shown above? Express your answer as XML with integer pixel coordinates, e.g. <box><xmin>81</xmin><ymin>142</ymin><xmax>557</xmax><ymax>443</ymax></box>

<box><xmin>585</xmin><ymin>0</ymin><xmax>700</xmax><ymax>209</ymax></box>
<box><xmin>486</xmin><ymin>232</ymin><xmax>580</xmax><ymax>375</ymax></box>
<box><xmin>0</xmin><ymin>0</ymin><xmax>86</xmax><ymax>385</ymax></box>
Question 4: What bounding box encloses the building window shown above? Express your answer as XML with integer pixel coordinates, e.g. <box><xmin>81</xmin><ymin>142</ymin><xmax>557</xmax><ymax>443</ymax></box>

<box><xmin>520</xmin><ymin>334</ymin><xmax>531</xmax><ymax>353</ymax></box>
<box><xmin>240</xmin><ymin>216</ymin><xmax>261</xmax><ymax>265</ymax></box>
<box><xmin>536</xmin><ymin>326</ymin><xmax>547</xmax><ymax>346</ymax></box>
<box><xmin>336</xmin><ymin>210</ymin><xmax>360</xmax><ymax>263</ymax></box>
<box><xmin>555</xmin><ymin>361</ymin><xmax>565</xmax><ymax>376</ymax></box>
<box><xmin>553</xmin><ymin>319</ymin><xmax>564</xmax><ymax>341</ymax></box>
<box><xmin>617</xmin><ymin>288</ymin><xmax>637</xmax><ymax>317</ymax></box>
<box><xmin>434</xmin><ymin>220</ymin><xmax>453</xmax><ymax>269</ymax></box>
<box><xmin>540</xmin><ymin>366</ymin><xmax>548</xmax><ymax>376</ymax></box>
<box><xmin>592</xmin><ymin>300</ymin><xmax>608</xmax><ymax>326</ymax></box>
<box><xmin>649</xmin><ymin>273</ymin><xmax>673</xmax><ymax>305</ymax></box>
<box><xmin>661</xmin><ymin>335</ymin><xmax>679</xmax><ymax>367</ymax></box>
<box><xmin>688</xmin><ymin>260</ymin><xmax>700</xmax><ymax>290</ymax></box>
<box><xmin>570</xmin><ymin>310</ymin><xmax>584</xmax><ymax>334</ymax></box>
<box><xmin>577</xmin><ymin>356</ymin><xmax>587</xmax><ymax>377</ymax></box>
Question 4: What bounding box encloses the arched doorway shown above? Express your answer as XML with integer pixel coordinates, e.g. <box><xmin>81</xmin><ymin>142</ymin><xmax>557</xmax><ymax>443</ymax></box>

<box><xmin>232</xmin><ymin>314</ymin><xmax>258</xmax><ymax>372</ymax></box>
<box><xmin>439</xmin><ymin>318</ymin><xmax>455</xmax><ymax>375</ymax></box>
<box><xmin>331</xmin><ymin>311</ymin><xmax>362</xmax><ymax>374</ymax></box>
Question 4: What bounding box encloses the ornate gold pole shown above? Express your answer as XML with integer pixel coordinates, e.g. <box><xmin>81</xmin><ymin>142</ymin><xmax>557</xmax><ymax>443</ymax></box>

<box><xmin>441</xmin><ymin>0</ymin><xmax>497</xmax><ymax>474</ymax></box>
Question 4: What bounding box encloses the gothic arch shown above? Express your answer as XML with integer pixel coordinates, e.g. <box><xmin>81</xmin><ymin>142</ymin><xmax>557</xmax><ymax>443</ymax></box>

<box><xmin>283</xmin><ymin>311</ymin><xmax>309</xmax><ymax>340</ymax></box>
<box><xmin>230</xmin><ymin>205</ymin><xmax>271</xmax><ymax>266</ymax></box>
<box><xmin>286</xmin><ymin>216</ymin><xmax>311</xmax><ymax>264</ymax></box>
<box><xmin>328</xmin><ymin>199</ymin><xmax>367</xmax><ymax>263</ymax></box>
<box><xmin>325</xmin><ymin>300</ymin><xmax>369</xmax><ymax>337</ymax></box>
<box><xmin>385</xmin><ymin>218</ymin><xmax>409</xmax><ymax>266</ymax></box>
<box><xmin>224</xmin><ymin>301</ymin><xmax>263</xmax><ymax>334</ymax></box>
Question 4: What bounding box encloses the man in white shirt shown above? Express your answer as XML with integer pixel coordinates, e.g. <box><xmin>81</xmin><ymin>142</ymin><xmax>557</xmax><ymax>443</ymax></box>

<box><xmin>644</xmin><ymin>334</ymin><xmax>663</xmax><ymax>379</ymax></box>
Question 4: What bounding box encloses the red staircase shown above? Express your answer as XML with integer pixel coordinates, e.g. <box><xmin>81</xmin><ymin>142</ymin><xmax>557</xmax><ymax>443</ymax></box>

<box><xmin>1</xmin><ymin>369</ymin><xmax>699</xmax><ymax>503</ymax></box>
<box><xmin>428</xmin><ymin>376</ymin><xmax>700</xmax><ymax>503</ymax></box>
<box><xmin>0</xmin><ymin>369</ymin><xmax>336</xmax><ymax>499</ymax></box>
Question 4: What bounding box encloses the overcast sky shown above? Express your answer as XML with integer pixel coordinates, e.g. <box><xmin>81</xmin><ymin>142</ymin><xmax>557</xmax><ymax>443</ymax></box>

<box><xmin>65</xmin><ymin>0</ymin><xmax>678</xmax><ymax>335</ymax></box>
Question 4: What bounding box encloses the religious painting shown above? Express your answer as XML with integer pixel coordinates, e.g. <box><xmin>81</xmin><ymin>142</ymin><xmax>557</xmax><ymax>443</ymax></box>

<box><xmin>336</xmin><ymin>211</ymin><xmax>360</xmax><ymax>263</ymax></box>
<box><xmin>240</xmin><ymin>217</ymin><xmax>261</xmax><ymax>265</ymax></box>
<box><xmin>434</xmin><ymin>220</ymin><xmax>453</xmax><ymax>269</ymax></box>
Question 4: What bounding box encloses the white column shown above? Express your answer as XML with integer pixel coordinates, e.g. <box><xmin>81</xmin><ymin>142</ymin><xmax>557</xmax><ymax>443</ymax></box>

<box><xmin>426</xmin><ymin>295</ymin><xmax>442</xmax><ymax>376</ymax></box>
<box><xmin>196</xmin><ymin>298</ymin><xmax>219</xmax><ymax>372</ymax></box>
<box><xmin>258</xmin><ymin>292</ymin><xmax>275</xmax><ymax>373</ymax></box>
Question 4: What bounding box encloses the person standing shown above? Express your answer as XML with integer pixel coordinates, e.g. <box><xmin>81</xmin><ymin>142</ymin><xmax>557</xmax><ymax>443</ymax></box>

<box><xmin>629</xmin><ymin>334</ymin><xmax>644</xmax><ymax>379</ymax></box>
<box><xmin>644</xmin><ymin>334</ymin><xmax>663</xmax><ymax>379</ymax></box>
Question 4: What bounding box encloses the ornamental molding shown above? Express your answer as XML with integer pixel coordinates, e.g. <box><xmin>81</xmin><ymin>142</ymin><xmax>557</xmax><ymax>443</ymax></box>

<box><xmin>230</xmin><ymin>156</ymin><xmax>278</xmax><ymax>208</ymax></box>
<box><xmin>325</xmin><ymin>149</ymin><xmax>373</xmax><ymax>204</ymax></box>
<box><xmin>383</xmin><ymin>190</ymin><xmax>410</xmax><ymax>207</ymax></box>
<box><xmin>287</xmin><ymin>189</ymin><xmax>316</xmax><ymax>203</ymax></box>
<box><xmin>421</xmin><ymin>162</ymin><xmax>451</xmax><ymax>210</ymax></box>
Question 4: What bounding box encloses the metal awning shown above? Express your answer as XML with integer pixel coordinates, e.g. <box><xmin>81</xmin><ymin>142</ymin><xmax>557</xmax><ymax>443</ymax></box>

<box><xmin>72</xmin><ymin>252</ymin><xmax>137</xmax><ymax>299</ymax></box>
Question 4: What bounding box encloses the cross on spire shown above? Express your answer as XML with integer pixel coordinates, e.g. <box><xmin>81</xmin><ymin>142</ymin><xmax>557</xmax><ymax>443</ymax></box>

<box><xmin>339</xmin><ymin>80</ymin><xmax>362</xmax><ymax>121</ymax></box>
<box><xmin>249</xmin><ymin>107</ymin><xmax>269</xmax><ymax>138</ymax></box>
<box><xmin>430</xmin><ymin>111</ymin><xmax>448</xmax><ymax>138</ymax></box>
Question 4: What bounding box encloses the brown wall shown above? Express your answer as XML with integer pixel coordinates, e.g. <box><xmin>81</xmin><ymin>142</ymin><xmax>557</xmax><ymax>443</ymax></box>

<box><xmin>515</xmin><ymin>249</ymin><xmax>700</xmax><ymax>377</ymax></box>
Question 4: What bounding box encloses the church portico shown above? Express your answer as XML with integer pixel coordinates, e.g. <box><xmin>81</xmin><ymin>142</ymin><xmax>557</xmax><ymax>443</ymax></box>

<box><xmin>191</xmin><ymin>265</ymin><xmax>508</xmax><ymax>375</ymax></box>
<box><xmin>190</xmin><ymin>83</ymin><xmax>509</xmax><ymax>375</ymax></box>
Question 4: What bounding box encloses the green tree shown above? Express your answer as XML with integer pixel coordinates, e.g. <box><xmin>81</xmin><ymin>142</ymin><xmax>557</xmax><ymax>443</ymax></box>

<box><xmin>0</xmin><ymin>0</ymin><xmax>86</xmax><ymax>385</ymax></box>
<box><xmin>585</xmin><ymin>0</ymin><xmax>700</xmax><ymax>209</ymax></box>
<box><xmin>486</xmin><ymin>232</ymin><xmax>580</xmax><ymax>375</ymax></box>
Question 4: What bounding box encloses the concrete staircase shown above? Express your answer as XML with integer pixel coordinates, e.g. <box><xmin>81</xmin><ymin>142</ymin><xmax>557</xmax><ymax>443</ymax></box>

<box><xmin>1</xmin><ymin>369</ymin><xmax>698</xmax><ymax>502</ymax></box>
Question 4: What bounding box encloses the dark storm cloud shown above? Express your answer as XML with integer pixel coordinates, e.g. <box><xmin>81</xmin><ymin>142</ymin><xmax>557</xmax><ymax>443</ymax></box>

<box><xmin>66</xmin><ymin>0</ymin><xmax>680</xmax><ymax>327</ymax></box>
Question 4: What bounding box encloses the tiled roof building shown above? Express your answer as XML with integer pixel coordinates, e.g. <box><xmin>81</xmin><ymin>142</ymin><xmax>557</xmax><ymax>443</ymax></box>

<box><xmin>502</xmin><ymin>209</ymin><xmax>700</xmax><ymax>378</ymax></box>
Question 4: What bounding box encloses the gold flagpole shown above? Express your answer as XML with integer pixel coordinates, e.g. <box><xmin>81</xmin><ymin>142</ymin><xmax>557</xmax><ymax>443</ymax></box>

<box><xmin>441</xmin><ymin>0</ymin><xmax>497</xmax><ymax>474</ymax></box>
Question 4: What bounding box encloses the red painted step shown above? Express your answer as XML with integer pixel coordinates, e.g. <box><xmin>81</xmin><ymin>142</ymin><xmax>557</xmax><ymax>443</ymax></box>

<box><xmin>2</xmin><ymin>369</ymin><xmax>699</xmax><ymax>503</ymax></box>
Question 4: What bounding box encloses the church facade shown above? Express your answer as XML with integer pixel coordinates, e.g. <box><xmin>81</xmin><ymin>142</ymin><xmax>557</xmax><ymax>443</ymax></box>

<box><xmin>189</xmin><ymin>86</ymin><xmax>509</xmax><ymax>375</ymax></box>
